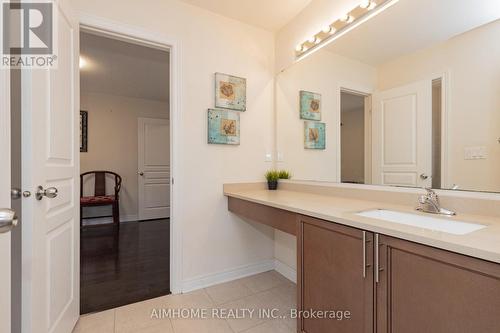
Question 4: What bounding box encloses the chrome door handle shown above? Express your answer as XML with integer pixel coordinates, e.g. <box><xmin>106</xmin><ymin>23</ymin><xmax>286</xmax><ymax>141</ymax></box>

<box><xmin>0</xmin><ymin>208</ymin><xmax>18</xmax><ymax>233</ymax></box>
<box><xmin>35</xmin><ymin>186</ymin><xmax>58</xmax><ymax>201</ymax></box>
<box><xmin>11</xmin><ymin>188</ymin><xmax>21</xmax><ymax>200</ymax></box>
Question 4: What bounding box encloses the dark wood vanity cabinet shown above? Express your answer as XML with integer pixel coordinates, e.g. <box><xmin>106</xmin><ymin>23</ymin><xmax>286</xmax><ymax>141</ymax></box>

<box><xmin>227</xmin><ymin>199</ymin><xmax>500</xmax><ymax>333</ymax></box>
<box><xmin>298</xmin><ymin>215</ymin><xmax>500</xmax><ymax>333</ymax></box>
<box><xmin>297</xmin><ymin>215</ymin><xmax>374</xmax><ymax>333</ymax></box>
<box><xmin>376</xmin><ymin>235</ymin><xmax>500</xmax><ymax>333</ymax></box>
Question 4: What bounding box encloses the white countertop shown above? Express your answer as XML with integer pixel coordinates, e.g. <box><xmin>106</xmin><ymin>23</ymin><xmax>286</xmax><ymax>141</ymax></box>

<box><xmin>224</xmin><ymin>186</ymin><xmax>500</xmax><ymax>264</ymax></box>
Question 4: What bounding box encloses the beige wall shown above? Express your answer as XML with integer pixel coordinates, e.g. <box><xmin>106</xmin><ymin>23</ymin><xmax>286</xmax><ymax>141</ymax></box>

<box><xmin>72</xmin><ymin>0</ymin><xmax>276</xmax><ymax>286</ymax></box>
<box><xmin>341</xmin><ymin>108</ymin><xmax>365</xmax><ymax>183</ymax></box>
<box><xmin>80</xmin><ymin>92</ymin><xmax>169</xmax><ymax>220</ymax></box>
<box><xmin>274</xmin><ymin>230</ymin><xmax>297</xmax><ymax>272</ymax></box>
<box><xmin>378</xmin><ymin>20</ymin><xmax>500</xmax><ymax>192</ymax></box>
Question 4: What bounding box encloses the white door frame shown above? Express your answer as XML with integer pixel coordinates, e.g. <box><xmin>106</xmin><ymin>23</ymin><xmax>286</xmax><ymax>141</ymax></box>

<box><xmin>434</xmin><ymin>72</ymin><xmax>450</xmax><ymax>189</ymax></box>
<box><xmin>336</xmin><ymin>84</ymin><xmax>373</xmax><ymax>184</ymax></box>
<box><xmin>0</xmin><ymin>65</ymin><xmax>12</xmax><ymax>333</ymax></box>
<box><xmin>78</xmin><ymin>14</ymin><xmax>183</xmax><ymax>294</ymax></box>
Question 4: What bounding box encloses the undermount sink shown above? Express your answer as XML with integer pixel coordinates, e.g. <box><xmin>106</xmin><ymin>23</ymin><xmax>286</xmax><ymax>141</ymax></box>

<box><xmin>356</xmin><ymin>209</ymin><xmax>486</xmax><ymax>235</ymax></box>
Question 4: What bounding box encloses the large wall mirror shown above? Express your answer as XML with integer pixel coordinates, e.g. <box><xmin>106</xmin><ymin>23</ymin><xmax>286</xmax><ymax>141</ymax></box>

<box><xmin>276</xmin><ymin>0</ymin><xmax>500</xmax><ymax>193</ymax></box>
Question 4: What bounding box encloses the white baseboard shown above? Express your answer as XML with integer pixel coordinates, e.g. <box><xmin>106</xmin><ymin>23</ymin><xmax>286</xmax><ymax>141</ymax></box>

<box><xmin>180</xmin><ymin>259</ymin><xmax>297</xmax><ymax>294</ymax></box>
<box><xmin>182</xmin><ymin>259</ymin><xmax>275</xmax><ymax>293</ymax></box>
<box><xmin>274</xmin><ymin>259</ymin><xmax>297</xmax><ymax>283</ymax></box>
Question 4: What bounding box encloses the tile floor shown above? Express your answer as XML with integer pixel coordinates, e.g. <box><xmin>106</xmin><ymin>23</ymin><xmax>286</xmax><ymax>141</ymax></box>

<box><xmin>73</xmin><ymin>270</ymin><xmax>297</xmax><ymax>333</ymax></box>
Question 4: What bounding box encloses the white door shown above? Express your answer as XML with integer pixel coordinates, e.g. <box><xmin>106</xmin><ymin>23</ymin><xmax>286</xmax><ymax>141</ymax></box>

<box><xmin>21</xmin><ymin>0</ymin><xmax>80</xmax><ymax>332</ymax></box>
<box><xmin>372</xmin><ymin>80</ymin><xmax>432</xmax><ymax>188</ymax></box>
<box><xmin>138</xmin><ymin>118</ymin><xmax>170</xmax><ymax>220</ymax></box>
<box><xmin>0</xmin><ymin>61</ymin><xmax>13</xmax><ymax>333</ymax></box>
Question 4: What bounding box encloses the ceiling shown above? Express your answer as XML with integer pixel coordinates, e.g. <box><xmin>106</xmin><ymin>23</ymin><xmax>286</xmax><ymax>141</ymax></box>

<box><xmin>179</xmin><ymin>0</ymin><xmax>312</xmax><ymax>32</ymax></box>
<box><xmin>326</xmin><ymin>0</ymin><xmax>500</xmax><ymax>66</ymax></box>
<box><xmin>80</xmin><ymin>32</ymin><xmax>170</xmax><ymax>103</ymax></box>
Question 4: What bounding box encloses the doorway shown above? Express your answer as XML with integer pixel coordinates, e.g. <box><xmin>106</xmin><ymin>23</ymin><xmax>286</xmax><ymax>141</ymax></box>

<box><xmin>340</xmin><ymin>90</ymin><xmax>369</xmax><ymax>184</ymax></box>
<box><xmin>79</xmin><ymin>31</ymin><xmax>171</xmax><ymax>313</ymax></box>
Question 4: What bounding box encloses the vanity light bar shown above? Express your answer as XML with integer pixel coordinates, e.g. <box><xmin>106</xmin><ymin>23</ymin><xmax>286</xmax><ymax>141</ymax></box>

<box><xmin>295</xmin><ymin>0</ymin><xmax>400</xmax><ymax>59</ymax></box>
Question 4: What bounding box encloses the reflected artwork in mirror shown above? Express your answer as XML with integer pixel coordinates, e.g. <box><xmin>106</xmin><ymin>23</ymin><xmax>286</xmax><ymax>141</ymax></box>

<box><xmin>276</xmin><ymin>0</ymin><xmax>500</xmax><ymax>193</ymax></box>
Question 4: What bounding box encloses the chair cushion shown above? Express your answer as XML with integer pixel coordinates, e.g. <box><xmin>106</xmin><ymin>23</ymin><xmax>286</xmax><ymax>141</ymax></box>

<box><xmin>81</xmin><ymin>195</ymin><xmax>116</xmax><ymax>205</ymax></box>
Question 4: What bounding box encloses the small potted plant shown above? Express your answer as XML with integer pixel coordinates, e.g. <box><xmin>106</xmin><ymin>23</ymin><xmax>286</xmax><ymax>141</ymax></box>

<box><xmin>265</xmin><ymin>170</ymin><xmax>280</xmax><ymax>190</ymax></box>
<box><xmin>278</xmin><ymin>170</ymin><xmax>292</xmax><ymax>180</ymax></box>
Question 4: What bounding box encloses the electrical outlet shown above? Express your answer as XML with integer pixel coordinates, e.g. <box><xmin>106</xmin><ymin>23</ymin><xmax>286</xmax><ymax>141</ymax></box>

<box><xmin>464</xmin><ymin>146</ymin><xmax>487</xmax><ymax>160</ymax></box>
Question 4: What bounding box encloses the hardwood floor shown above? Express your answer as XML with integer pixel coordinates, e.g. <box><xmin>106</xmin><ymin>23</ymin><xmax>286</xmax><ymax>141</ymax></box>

<box><xmin>80</xmin><ymin>219</ymin><xmax>170</xmax><ymax>314</ymax></box>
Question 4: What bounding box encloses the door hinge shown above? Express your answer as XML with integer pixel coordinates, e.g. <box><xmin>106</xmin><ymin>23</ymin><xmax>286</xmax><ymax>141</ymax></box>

<box><xmin>171</xmin><ymin>178</ymin><xmax>174</xmax><ymax>185</ymax></box>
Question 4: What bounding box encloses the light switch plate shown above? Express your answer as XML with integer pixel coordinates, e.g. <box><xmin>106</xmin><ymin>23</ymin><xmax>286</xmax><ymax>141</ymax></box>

<box><xmin>265</xmin><ymin>153</ymin><xmax>273</xmax><ymax>162</ymax></box>
<box><xmin>277</xmin><ymin>152</ymin><xmax>284</xmax><ymax>162</ymax></box>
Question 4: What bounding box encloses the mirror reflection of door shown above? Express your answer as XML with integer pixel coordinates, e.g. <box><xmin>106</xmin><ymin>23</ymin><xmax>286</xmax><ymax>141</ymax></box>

<box><xmin>371</xmin><ymin>80</ymin><xmax>433</xmax><ymax>188</ymax></box>
<box><xmin>341</xmin><ymin>81</ymin><xmax>444</xmax><ymax>189</ymax></box>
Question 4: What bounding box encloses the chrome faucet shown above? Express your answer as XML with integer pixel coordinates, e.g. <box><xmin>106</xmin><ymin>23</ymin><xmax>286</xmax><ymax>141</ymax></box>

<box><xmin>416</xmin><ymin>188</ymin><xmax>456</xmax><ymax>216</ymax></box>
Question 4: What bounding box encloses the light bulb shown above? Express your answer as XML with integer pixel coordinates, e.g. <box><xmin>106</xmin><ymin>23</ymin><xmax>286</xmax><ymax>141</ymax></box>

<box><xmin>308</xmin><ymin>36</ymin><xmax>318</xmax><ymax>44</ymax></box>
<box><xmin>296</xmin><ymin>44</ymin><xmax>304</xmax><ymax>52</ymax></box>
<box><xmin>79</xmin><ymin>56</ymin><xmax>86</xmax><ymax>69</ymax></box>
<box><xmin>341</xmin><ymin>14</ymin><xmax>354</xmax><ymax>23</ymax></box>
<box><xmin>360</xmin><ymin>0</ymin><xmax>376</xmax><ymax>9</ymax></box>
<box><xmin>322</xmin><ymin>25</ymin><xmax>335</xmax><ymax>35</ymax></box>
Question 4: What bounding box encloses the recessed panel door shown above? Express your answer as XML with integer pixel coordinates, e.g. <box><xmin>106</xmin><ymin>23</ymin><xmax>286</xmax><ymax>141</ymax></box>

<box><xmin>21</xmin><ymin>0</ymin><xmax>80</xmax><ymax>332</ymax></box>
<box><xmin>138</xmin><ymin>118</ymin><xmax>170</xmax><ymax>220</ymax></box>
<box><xmin>372</xmin><ymin>80</ymin><xmax>432</xmax><ymax>188</ymax></box>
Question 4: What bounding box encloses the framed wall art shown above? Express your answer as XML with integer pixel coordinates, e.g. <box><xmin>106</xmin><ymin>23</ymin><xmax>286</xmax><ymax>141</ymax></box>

<box><xmin>304</xmin><ymin>121</ymin><xmax>326</xmax><ymax>150</ymax></box>
<box><xmin>300</xmin><ymin>90</ymin><xmax>321</xmax><ymax>121</ymax></box>
<box><xmin>215</xmin><ymin>73</ymin><xmax>247</xmax><ymax>111</ymax></box>
<box><xmin>208</xmin><ymin>109</ymin><xmax>240</xmax><ymax>145</ymax></box>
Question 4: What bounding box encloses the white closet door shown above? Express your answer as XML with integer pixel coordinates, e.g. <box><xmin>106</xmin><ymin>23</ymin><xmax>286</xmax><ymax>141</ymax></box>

<box><xmin>138</xmin><ymin>118</ymin><xmax>170</xmax><ymax>220</ymax></box>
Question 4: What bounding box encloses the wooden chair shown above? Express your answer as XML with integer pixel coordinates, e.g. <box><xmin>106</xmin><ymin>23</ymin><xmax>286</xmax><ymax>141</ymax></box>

<box><xmin>80</xmin><ymin>171</ymin><xmax>122</xmax><ymax>228</ymax></box>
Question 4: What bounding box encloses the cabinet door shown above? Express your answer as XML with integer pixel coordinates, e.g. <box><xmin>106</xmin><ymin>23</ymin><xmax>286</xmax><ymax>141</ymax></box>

<box><xmin>376</xmin><ymin>235</ymin><xmax>500</xmax><ymax>333</ymax></box>
<box><xmin>298</xmin><ymin>215</ymin><xmax>374</xmax><ymax>333</ymax></box>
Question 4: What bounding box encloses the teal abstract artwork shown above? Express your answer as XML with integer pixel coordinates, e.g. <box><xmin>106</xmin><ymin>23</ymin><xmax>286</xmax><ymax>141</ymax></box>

<box><xmin>215</xmin><ymin>73</ymin><xmax>247</xmax><ymax>111</ymax></box>
<box><xmin>208</xmin><ymin>109</ymin><xmax>240</xmax><ymax>145</ymax></box>
<box><xmin>300</xmin><ymin>90</ymin><xmax>321</xmax><ymax>121</ymax></box>
<box><xmin>304</xmin><ymin>121</ymin><xmax>326</xmax><ymax>149</ymax></box>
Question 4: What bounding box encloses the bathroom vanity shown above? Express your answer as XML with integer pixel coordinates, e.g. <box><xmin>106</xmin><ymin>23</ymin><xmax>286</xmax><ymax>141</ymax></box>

<box><xmin>225</xmin><ymin>182</ymin><xmax>500</xmax><ymax>333</ymax></box>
